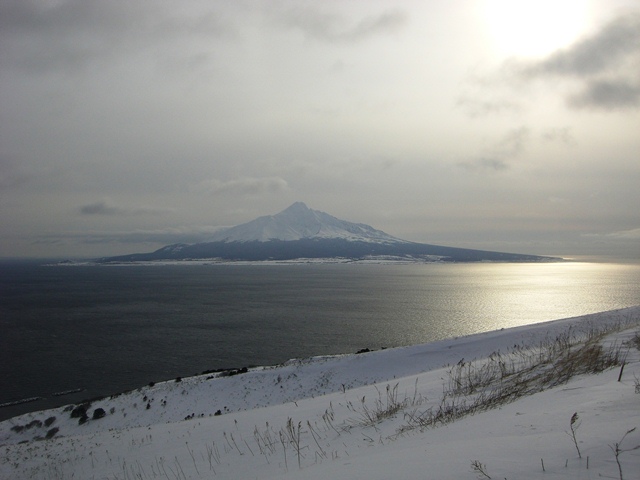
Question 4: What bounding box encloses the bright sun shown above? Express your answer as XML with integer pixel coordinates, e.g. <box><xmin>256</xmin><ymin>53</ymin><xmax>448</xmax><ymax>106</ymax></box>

<box><xmin>483</xmin><ymin>0</ymin><xmax>589</xmax><ymax>57</ymax></box>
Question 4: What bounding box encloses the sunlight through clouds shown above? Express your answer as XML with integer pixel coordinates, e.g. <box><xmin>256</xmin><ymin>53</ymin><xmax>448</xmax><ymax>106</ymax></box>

<box><xmin>482</xmin><ymin>0</ymin><xmax>590</xmax><ymax>56</ymax></box>
<box><xmin>0</xmin><ymin>0</ymin><xmax>638</xmax><ymax>259</ymax></box>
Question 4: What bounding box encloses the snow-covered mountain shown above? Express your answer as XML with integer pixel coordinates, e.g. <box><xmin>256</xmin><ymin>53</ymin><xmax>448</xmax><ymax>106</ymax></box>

<box><xmin>207</xmin><ymin>202</ymin><xmax>406</xmax><ymax>244</ymax></box>
<box><xmin>99</xmin><ymin>202</ymin><xmax>562</xmax><ymax>263</ymax></box>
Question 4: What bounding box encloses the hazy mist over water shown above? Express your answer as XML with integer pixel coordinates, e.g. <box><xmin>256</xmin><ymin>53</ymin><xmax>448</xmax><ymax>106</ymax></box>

<box><xmin>1</xmin><ymin>261</ymin><xmax>639</xmax><ymax>421</ymax></box>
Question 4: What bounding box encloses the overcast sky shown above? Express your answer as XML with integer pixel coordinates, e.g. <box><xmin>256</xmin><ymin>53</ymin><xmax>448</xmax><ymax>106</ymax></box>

<box><xmin>1</xmin><ymin>0</ymin><xmax>639</xmax><ymax>261</ymax></box>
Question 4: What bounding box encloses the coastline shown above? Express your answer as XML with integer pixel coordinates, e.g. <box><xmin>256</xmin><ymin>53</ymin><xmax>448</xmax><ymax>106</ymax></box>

<box><xmin>3</xmin><ymin>305</ymin><xmax>638</xmax><ymax>433</ymax></box>
<box><xmin>2</xmin><ymin>306</ymin><xmax>640</xmax><ymax>479</ymax></box>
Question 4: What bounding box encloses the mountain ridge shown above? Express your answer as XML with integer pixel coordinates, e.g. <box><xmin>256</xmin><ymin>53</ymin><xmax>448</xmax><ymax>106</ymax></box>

<box><xmin>98</xmin><ymin>202</ymin><xmax>563</xmax><ymax>263</ymax></box>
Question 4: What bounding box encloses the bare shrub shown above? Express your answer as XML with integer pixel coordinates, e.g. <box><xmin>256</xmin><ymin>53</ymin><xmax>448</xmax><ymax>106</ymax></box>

<box><xmin>610</xmin><ymin>427</ymin><xmax>640</xmax><ymax>480</ymax></box>
<box><xmin>567</xmin><ymin>412</ymin><xmax>582</xmax><ymax>458</ymax></box>
<box><xmin>471</xmin><ymin>460</ymin><xmax>492</xmax><ymax>479</ymax></box>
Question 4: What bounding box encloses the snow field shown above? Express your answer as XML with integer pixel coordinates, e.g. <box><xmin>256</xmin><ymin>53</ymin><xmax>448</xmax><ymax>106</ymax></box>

<box><xmin>1</xmin><ymin>306</ymin><xmax>639</xmax><ymax>479</ymax></box>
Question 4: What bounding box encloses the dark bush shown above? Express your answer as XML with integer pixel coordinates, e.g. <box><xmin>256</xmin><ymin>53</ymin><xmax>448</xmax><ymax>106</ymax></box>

<box><xmin>220</xmin><ymin>367</ymin><xmax>250</xmax><ymax>377</ymax></box>
<box><xmin>44</xmin><ymin>416</ymin><xmax>56</xmax><ymax>427</ymax></box>
<box><xmin>10</xmin><ymin>425</ymin><xmax>24</xmax><ymax>433</ymax></box>
<box><xmin>70</xmin><ymin>404</ymin><xmax>87</xmax><ymax>419</ymax></box>
<box><xmin>92</xmin><ymin>408</ymin><xmax>106</xmax><ymax>420</ymax></box>
<box><xmin>45</xmin><ymin>427</ymin><xmax>59</xmax><ymax>439</ymax></box>
<box><xmin>78</xmin><ymin>414</ymin><xmax>89</xmax><ymax>425</ymax></box>
<box><xmin>26</xmin><ymin>420</ymin><xmax>43</xmax><ymax>429</ymax></box>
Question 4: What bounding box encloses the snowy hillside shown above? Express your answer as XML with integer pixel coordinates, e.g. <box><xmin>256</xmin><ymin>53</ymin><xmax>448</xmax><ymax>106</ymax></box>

<box><xmin>2</xmin><ymin>306</ymin><xmax>639</xmax><ymax>479</ymax></box>
<box><xmin>207</xmin><ymin>202</ymin><xmax>407</xmax><ymax>244</ymax></box>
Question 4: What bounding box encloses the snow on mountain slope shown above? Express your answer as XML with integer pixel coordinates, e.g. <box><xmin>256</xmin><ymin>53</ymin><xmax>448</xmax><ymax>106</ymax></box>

<box><xmin>208</xmin><ymin>202</ymin><xmax>408</xmax><ymax>244</ymax></box>
<box><xmin>97</xmin><ymin>203</ymin><xmax>562</xmax><ymax>263</ymax></box>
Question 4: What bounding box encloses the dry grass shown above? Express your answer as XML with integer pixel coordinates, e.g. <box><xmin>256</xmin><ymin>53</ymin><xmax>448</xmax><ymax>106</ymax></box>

<box><xmin>396</xmin><ymin>326</ymin><xmax>628</xmax><ymax>435</ymax></box>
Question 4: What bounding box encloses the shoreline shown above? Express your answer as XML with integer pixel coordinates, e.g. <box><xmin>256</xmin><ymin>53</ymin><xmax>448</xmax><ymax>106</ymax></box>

<box><xmin>2</xmin><ymin>306</ymin><xmax>639</xmax><ymax>479</ymax></box>
<box><xmin>3</xmin><ymin>305</ymin><xmax>638</xmax><ymax>430</ymax></box>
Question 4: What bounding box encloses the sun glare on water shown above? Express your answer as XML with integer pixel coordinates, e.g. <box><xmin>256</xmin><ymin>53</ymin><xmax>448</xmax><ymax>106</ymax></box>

<box><xmin>483</xmin><ymin>0</ymin><xmax>589</xmax><ymax>57</ymax></box>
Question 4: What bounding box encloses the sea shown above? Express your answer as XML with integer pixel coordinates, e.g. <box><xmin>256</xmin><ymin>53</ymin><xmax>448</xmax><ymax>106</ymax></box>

<box><xmin>1</xmin><ymin>260</ymin><xmax>639</xmax><ymax>421</ymax></box>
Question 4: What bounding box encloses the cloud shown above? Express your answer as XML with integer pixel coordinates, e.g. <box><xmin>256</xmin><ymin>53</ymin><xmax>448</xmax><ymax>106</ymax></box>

<box><xmin>458</xmin><ymin>127</ymin><xmax>530</xmax><ymax>172</ymax></box>
<box><xmin>541</xmin><ymin>127</ymin><xmax>577</xmax><ymax>146</ymax></box>
<box><xmin>195</xmin><ymin>177</ymin><xmax>289</xmax><ymax>196</ymax></box>
<box><xmin>80</xmin><ymin>200</ymin><xmax>123</xmax><ymax>215</ymax></box>
<box><xmin>273</xmin><ymin>6</ymin><xmax>406</xmax><ymax>43</ymax></box>
<box><xmin>79</xmin><ymin>199</ymin><xmax>174</xmax><ymax>216</ymax></box>
<box><xmin>457</xmin><ymin>158</ymin><xmax>509</xmax><ymax>172</ymax></box>
<box><xmin>0</xmin><ymin>155</ymin><xmax>34</xmax><ymax>190</ymax></box>
<box><xmin>455</xmin><ymin>95</ymin><xmax>523</xmax><ymax>118</ymax></box>
<box><xmin>460</xmin><ymin>13</ymin><xmax>640</xmax><ymax>115</ymax></box>
<box><xmin>510</xmin><ymin>12</ymin><xmax>640</xmax><ymax>110</ymax></box>
<box><xmin>584</xmin><ymin>227</ymin><xmax>640</xmax><ymax>240</ymax></box>
<box><xmin>567</xmin><ymin>78</ymin><xmax>640</xmax><ymax>110</ymax></box>
<box><xmin>518</xmin><ymin>14</ymin><xmax>640</xmax><ymax>77</ymax></box>
<box><xmin>0</xmin><ymin>0</ymin><xmax>234</xmax><ymax>74</ymax></box>
<box><xmin>33</xmin><ymin>226</ymin><xmax>225</xmax><ymax>248</ymax></box>
<box><xmin>493</xmin><ymin>127</ymin><xmax>530</xmax><ymax>157</ymax></box>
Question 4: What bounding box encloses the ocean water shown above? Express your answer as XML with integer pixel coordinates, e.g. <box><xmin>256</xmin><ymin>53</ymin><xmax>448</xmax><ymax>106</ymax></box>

<box><xmin>1</xmin><ymin>260</ymin><xmax>639</xmax><ymax>421</ymax></box>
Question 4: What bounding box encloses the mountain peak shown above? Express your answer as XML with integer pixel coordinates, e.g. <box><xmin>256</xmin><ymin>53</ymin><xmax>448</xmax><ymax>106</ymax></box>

<box><xmin>207</xmin><ymin>202</ymin><xmax>405</xmax><ymax>244</ymax></box>
<box><xmin>282</xmin><ymin>201</ymin><xmax>309</xmax><ymax>212</ymax></box>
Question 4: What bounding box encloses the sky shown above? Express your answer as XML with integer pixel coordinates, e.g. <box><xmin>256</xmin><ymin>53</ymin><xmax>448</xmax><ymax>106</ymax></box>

<box><xmin>1</xmin><ymin>0</ymin><xmax>639</xmax><ymax>261</ymax></box>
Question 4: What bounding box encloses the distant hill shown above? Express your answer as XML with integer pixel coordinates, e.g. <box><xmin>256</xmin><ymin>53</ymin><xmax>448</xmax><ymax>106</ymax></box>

<box><xmin>98</xmin><ymin>202</ymin><xmax>562</xmax><ymax>263</ymax></box>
